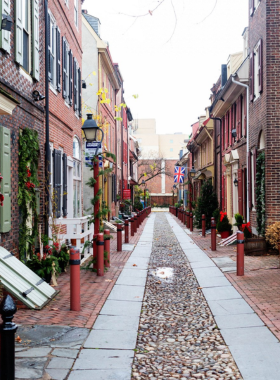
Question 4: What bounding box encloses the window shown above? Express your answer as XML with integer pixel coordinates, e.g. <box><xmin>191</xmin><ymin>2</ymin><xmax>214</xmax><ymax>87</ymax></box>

<box><xmin>170</xmin><ymin>148</ymin><xmax>173</xmax><ymax>152</ymax></box>
<box><xmin>170</xmin><ymin>139</ymin><xmax>173</xmax><ymax>143</ymax></box>
<box><xmin>73</xmin><ymin>58</ymin><xmax>79</xmax><ymax>112</ymax></box>
<box><xmin>250</xmin><ymin>39</ymin><xmax>263</xmax><ymax>101</ymax></box>
<box><xmin>74</xmin><ymin>0</ymin><xmax>78</xmax><ymax>28</ymax></box>
<box><xmin>250</xmin><ymin>0</ymin><xmax>261</xmax><ymax>16</ymax></box>
<box><xmin>62</xmin><ymin>38</ymin><xmax>71</xmax><ymax>104</ymax></box>
<box><xmin>65</xmin><ymin>0</ymin><xmax>69</xmax><ymax>6</ymax></box>
<box><xmin>15</xmin><ymin>0</ymin><xmax>39</xmax><ymax>80</ymax></box>
<box><xmin>73</xmin><ymin>137</ymin><xmax>81</xmax><ymax>218</ymax></box>
<box><xmin>49</xmin><ymin>13</ymin><xmax>56</xmax><ymax>87</ymax></box>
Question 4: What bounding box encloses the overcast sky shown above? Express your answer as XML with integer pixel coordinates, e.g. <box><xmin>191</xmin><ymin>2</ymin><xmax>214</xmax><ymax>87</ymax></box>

<box><xmin>82</xmin><ymin>0</ymin><xmax>248</xmax><ymax>135</ymax></box>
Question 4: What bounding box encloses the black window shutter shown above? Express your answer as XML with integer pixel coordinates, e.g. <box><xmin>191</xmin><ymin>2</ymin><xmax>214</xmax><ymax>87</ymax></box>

<box><xmin>53</xmin><ymin>149</ymin><xmax>62</xmax><ymax>218</ymax></box>
<box><xmin>62</xmin><ymin>153</ymin><xmax>67</xmax><ymax>217</ymax></box>
<box><xmin>78</xmin><ymin>67</ymin><xmax>82</xmax><ymax>117</ymax></box>
<box><xmin>73</xmin><ymin>58</ymin><xmax>77</xmax><ymax>111</ymax></box>
<box><xmin>56</xmin><ymin>27</ymin><xmax>61</xmax><ymax>92</ymax></box>
<box><xmin>48</xmin><ymin>14</ymin><xmax>51</xmax><ymax>81</ymax></box>
<box><xmin>69</xmin><ymin>49</ymin><xmax>73</xmax><ymax>106</ymax></box>
<box><xmin>62</xmin><ymin>37</ymin><xmax>67</xmax><ymax>99</ymax></box>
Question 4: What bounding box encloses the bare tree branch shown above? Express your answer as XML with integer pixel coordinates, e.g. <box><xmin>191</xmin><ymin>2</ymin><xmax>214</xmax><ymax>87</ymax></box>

<box><xmin>165</xmin><ymin>0</ymin><xmax>177</xmax><ymax>44</ymax></box>
<box><xmin>196</xmin><ymin>0</ymin><xmax>218</xmax><ymax>24</ymax></box>
<box><xmin>117</xmin><ymin>0</ymin><xmax>167</xmax><ymax>18</ymax></box>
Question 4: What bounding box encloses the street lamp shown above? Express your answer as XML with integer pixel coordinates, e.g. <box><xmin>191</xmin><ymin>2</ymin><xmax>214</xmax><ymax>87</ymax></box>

<box><xmin>82</xmin><ymin>114</ymin><xmax>104</xmax><ymax>155</ymax></box>
<box><xmin>0</xmin><ymin>14</ymin><xmax>13</xmax><ymax>32</ymax></box>
<box><xmin>190</xmin><ymin>167</ymin><xmax>196</xmax><ymax>178</ymax></box>
<box><xmin>82</xmin><ymin>113</ymin><xmax>104</xmax><ymax>266</ymax></box>
<box><xmin>234</xmin><ymin>178</ymin><xmax>238</xmax><ymax>187</ymax></box>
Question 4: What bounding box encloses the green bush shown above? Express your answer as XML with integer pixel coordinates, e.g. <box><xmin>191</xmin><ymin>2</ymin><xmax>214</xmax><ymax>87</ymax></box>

<box><xmin>217</xmin><ymin>213</ymin><xmax>232</xmax><ymax>232</ymax></box>
<box><xmin>194</xmin><ymin>180</ymin><xmax>219</xmax><ymax>229</ymax></box>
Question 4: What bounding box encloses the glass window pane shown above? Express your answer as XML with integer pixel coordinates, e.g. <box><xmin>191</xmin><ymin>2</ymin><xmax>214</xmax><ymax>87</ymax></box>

<box><xmin>73</xmin><ymin>137</ymin><xmax>80</xmax><ymax>159</ymax></box>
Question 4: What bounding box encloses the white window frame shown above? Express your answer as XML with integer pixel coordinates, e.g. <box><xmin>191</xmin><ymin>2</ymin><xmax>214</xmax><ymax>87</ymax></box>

<box><xmin>254</xmin><ymin>42</ymin><xmax>260</xmax><ymax>101</ymax></box>
<box><xmin>49</xmin><ymin>12</ymin><xmax>57</xmax><ymax>89</ymax></box>
<box><xmin>22</xmin><ymin>0</ymin><xmax>31</xmax><ymax>73</ymax></box>
<box><xmin>74</xmin><ymin>0</ymin><xmax>78</xmax><ymax>28</ymax></box>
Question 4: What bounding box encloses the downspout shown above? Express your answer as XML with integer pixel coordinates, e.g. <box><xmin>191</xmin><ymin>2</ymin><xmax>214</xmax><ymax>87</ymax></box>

<box><xmin>45</xmin><ymin>0</ymin><xmax>50</xmax><ymax>237</ymax></box>
<box><xmin>232</xmin><ymin>74</ymin><xmax>249</xmax><ymax>223</ymax></box>
<box><xmin>209</xmin><ymin>116</ymin><xmax>222</xmax><ymax>207</ymax></box>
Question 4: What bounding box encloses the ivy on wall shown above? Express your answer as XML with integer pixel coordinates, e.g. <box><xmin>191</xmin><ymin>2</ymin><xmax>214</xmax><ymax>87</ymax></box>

<box><xmin>18</xmin><ymin>128</ymin><xmax>40</xmax><ymax>260</ymax></box>
<box><xmin>256</xmin><ymin>151</ymin><xmax>265</xmax><ymax>236</ymax></box>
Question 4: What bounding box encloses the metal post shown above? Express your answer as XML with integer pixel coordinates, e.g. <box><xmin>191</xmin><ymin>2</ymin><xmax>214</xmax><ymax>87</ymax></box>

<box><xmin>211</xmin><ymin>217</ymin><xmax>216</xmax><ymax>251</ymax></box>
<box><xmin>93</xmin><ymin>158</ymin><xmax>100</xmax><ymax>269</ymax></box>
<box><xmin>70</xmin><ymin>248</ymin><xmax>80</xmax><ymax>311</ymax></box>
<box><xmin>0</xmin><ymin>295</ymin><xmax>18</xmax><ymax>380</ymax></box>
<box><xmin>202</xmin><ymin>214</ymin><xmax>206</xmax><ymax>237</ymax></box>
<box><xmin>97</xmin><ymin>233</ymin><xmax>104</xmax><ymax>276</ymax></box>
<box><xmin>190</xmin><ymin>212</ymin><xmax>193</xmax><ymax>232</ymax></box>
<box><xmin>125</xmin><ymin>219</ymin><xmax>129</xmax><ymax>243</ymax></box>
<box><xmin>104</xmin><ymin>229</ymin><xmax>110</xmax><ymax>268</ymax></box>
<box><xmin>117</xmin><ymin>225</ymin><xmax>123</xmax><ymax>252</ymax></box>
<box><xmin>130</xmin><ymin>216</ymin><xmax>135</xmax><ymax>237</ymax></box>
<box><xmin>187</xmin><ymin>211</ymin><xmax>190</xmax><ymax>228</ymax></box>
<box><xmin>237</xmin><ymin>231</ymin><xmax>245</xmax><ymax>276</ymax></box>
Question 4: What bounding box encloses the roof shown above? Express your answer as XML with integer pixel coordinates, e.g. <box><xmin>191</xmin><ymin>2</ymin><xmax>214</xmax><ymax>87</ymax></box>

<box><xmin>82</xmin><ymin>12</ymin><xmax>100</xmax><ymax>36</ymax></box>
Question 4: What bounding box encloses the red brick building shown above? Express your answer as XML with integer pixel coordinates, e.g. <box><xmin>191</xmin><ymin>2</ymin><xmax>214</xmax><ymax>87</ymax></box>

<box><xmin>0</xmin><ymin>0</ymin><xmax>45</xmax><ymax>256</ymax></box>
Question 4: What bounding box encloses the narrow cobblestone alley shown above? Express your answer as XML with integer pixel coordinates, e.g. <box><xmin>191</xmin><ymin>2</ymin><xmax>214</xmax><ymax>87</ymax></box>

<box><xmin>131</xmin><ymin>213</ymin><xmax>242</xmax><ymax>380</ymax></box>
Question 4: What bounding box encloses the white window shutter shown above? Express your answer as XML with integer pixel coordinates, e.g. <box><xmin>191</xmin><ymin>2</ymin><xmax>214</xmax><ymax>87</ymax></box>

<box><xmin>15</xmin><ymin>0</ymin><xmax>23</xmax><ymax>66</ymax></box>
<box><xmin>32</xmin><ymin>0</ymin><xmax>39</xmax><ymax>80</ymax></box>
<box><xmin>0</xmin><ymin>0</ymin><xmax>11</xmax><ymax>52</ymax></box>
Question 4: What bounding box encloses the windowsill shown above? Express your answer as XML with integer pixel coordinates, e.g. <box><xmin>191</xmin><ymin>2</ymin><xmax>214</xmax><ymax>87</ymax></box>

<box><xmin>19</xmin><ymin>67</ymin><xmax>33</xmax><ymax>83</ymax></box>
<box><xmin>254</xmin><ymin>94</ymin><xmax>260</xmax><ymax>102</ymax></box>
<box><xmin>65</xmin><ymin>101</ymin><xmax>70</xmax><ymax>108</ymax></box>
<box><xmin>50</xmin><ymin>84</ymin><xmax>58</xmax><ymax>95</ymax></box>
<box><xmin>75</xmin><ymin>112</ymin><xmax>79</xmax><ymax>120</ymax></box>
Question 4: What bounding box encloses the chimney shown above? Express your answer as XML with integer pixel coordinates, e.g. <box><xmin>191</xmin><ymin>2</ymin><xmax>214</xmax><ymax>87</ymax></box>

<box><xmin>82</xmin><ymin>9</ymin><xmax>88</xmax><ymax>14</ymax></box>
<box><xmin>221</xmin><ymin>64</ymin><xmax>227</xmax><ymax>87</ymax></box>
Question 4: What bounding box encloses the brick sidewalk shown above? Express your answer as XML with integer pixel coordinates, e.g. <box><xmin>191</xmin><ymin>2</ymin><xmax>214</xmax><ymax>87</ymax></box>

<box><xmin>15</xmin><ymin>218</ymin><xmax>148</xmax><ymax>329</ymax></box>
<box><xmin>172</xmin><ymin>214</ymin><xmax>280</xmax><ymax>341</ymax></box>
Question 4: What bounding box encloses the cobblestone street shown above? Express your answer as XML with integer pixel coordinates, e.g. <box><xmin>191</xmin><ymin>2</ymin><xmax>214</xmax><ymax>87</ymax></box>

<box><xmin>131</xmin><ymin>213</ymin><xmax>241</xmax><ymax>380</ymax></box>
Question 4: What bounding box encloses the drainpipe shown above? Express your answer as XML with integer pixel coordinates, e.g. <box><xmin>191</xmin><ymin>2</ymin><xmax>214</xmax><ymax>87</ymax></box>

<box><xmin>231</xmin><ymin>74</ymin><xmax>249</xmax><ymax>223</ymax></box>
<box><xmin>210</xmin><ymin>115</ymin><xmax>222</xmax><ymax>207</ymax></box>
<box><xmin>45</xmin><ymin>0</ymin><xmax>50</xmax><ymax>237</ymax></box>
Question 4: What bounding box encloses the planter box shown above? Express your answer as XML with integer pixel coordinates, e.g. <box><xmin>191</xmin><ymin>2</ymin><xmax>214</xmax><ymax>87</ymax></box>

<box><xmin>245</xmin><ymin>237</ymin><xmax>267</xmax><ymax>256</ymax></box>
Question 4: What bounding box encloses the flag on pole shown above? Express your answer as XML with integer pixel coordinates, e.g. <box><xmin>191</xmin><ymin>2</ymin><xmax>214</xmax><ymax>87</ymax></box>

<box><xmin>174</xmin><ymin>166</ymin><xmax>185</xmax><ymax>183</ymax></box>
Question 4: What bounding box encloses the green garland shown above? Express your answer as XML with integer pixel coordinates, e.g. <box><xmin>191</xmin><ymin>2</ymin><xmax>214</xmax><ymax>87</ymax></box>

<box><xmin>18</xmin><ymin>128</ymin><xmax>40</xmax><ymax>260</ymax></box>
<box><xmin>256</xmin><ymin>151</ymin><xmax>265</xmax><ymax>236</ymax></box>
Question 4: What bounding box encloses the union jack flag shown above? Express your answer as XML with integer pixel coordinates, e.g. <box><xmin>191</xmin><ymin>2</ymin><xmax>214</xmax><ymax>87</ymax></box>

<box><xmin>174</xmin><ymin>166</ymin><xmax>185</xmax><ymax>183</ymax></box>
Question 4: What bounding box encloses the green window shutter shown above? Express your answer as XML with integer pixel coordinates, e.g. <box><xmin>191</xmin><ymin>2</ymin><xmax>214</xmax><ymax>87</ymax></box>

<box><xmin>31</xmin><ymin>0</ymin><xmax>39</xmax><ymax>80</ymax></box>
<box><xmin>0</xmin><ymin>126</ymin><xmax>11</xmax><ymax>233</ymax></box>
<box><xmin>15</xmin><ymin>0</ymin><xmax>23</xmax><ymax>66</ymax></box>
<box><xmin>0</xmin><ymin>0</ymin><xmax>11</xmax><ymax>53</ymax></box>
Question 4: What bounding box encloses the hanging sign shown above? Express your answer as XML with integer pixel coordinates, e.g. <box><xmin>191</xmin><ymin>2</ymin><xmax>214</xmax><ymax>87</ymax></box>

<box><xmin>123</xmin><ymin>189</ymin><xmax>131</xmax><ymax>200</ymax></box>
<box><xmin>85</xmin><ymin>142</ymin><xmax>102</xmax><ymax>167</ymax></box>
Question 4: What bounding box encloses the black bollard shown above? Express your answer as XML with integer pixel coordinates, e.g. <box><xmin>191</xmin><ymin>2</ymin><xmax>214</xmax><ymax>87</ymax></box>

<box><xmin>0</xmin><ymin>294</ymin><xmax>18</xmax><ymax>380</ymax></box>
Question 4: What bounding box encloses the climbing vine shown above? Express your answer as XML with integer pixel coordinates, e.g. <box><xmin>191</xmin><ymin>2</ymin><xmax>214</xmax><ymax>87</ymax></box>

<box><xmin>256</xmin><ymin>151</ymin><xmax>265</xmax><ymax>236</ymax></box>
<box><xmin>18</xmin><ymin>128</ymin><xmax>40</xmax><ymax>260</ymax></box>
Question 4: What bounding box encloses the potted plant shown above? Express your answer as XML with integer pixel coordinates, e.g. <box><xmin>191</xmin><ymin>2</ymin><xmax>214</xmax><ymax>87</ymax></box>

<box><xmin>52</xmin><ymin>243</ymin><xmax>70</xmax><ymax>272</ymax></box>
<box><xmin>217</xmin><ymin>211</ymin><xmax>232</xmax><ymax>239</ymax></box>
<box><xmin>26</xmin><ymin>254</ymin><xmax>60</xmax><ymax>284</ymax></box>
<box><xmin>234</xmin><ymin>214</ymin><xmax>266</xmax><ymax>255</ymax></box>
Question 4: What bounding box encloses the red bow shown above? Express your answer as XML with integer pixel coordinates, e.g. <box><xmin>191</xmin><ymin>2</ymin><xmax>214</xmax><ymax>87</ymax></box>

<box><xmin>241</xmin><ymin>222</ymin><xmax>251</xmax><ymax>233</ymax></box>
<box><xmin>220</xmin><ymin>211</ymin><xmax>227</xmax><ymax>222</ymax></box>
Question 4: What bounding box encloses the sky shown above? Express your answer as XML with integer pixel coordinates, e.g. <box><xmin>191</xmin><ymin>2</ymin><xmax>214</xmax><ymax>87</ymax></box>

<box><xmin>82</xmin><ymin>0</ymin><xmax>248</xmax><ymax>136</ymax></box>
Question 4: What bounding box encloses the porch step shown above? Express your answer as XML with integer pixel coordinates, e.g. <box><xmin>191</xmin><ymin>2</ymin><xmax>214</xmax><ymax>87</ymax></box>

<box><xmin>103</xmin><ymin>221</ymin><xmax>117</xmax><ymax>233</ymax></box>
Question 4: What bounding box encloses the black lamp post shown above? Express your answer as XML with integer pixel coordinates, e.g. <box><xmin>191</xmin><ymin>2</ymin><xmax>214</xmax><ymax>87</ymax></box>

<box><xmin>82</xmin><ymin>113</ymin><xmax>104</xmax><ymax>252</ymax></box>
<box><xmin>141</xmin><ymin>179</ymin><xmax>146</xmax><ymax>208</ymax></box>
<box><xmin>190</xmin><ymin>167</ymin><xmax>196</xmax><ymax>178</ymax></box>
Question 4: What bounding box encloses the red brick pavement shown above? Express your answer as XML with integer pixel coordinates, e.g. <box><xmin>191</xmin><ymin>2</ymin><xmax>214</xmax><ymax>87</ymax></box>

<box><xmin>15</xmin><ymin>219</ymin><xmax>148</xmax><ymax>329</ymax></box>
<box><xmin>172</xmin><ymin>214</ymin><xmax>280</xmax><ymax>341</ymax></box>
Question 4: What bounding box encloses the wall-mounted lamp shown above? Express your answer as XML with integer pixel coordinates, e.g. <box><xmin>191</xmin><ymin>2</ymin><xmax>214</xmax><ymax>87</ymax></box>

<box><xmin>234</xmin><ymin>178</ymin><xmax>238</xmax><ymax>187</ymax></box>
<box><xmin>32</xmin><ymin>90</ymin><xmax>45</xmax><ymax>101</ymax></box>
<box><xmin>0</xmin><ymin>14</ymin><xmax>13</xmax><ymax>32</ymax></box>
<box><xmin>11</xmin><ymin>131</ymin><xmax>16</xmax><ymax>145</ymax></box>
<box><xmin>82</xmin><ymin>80</ymin><xmax>87</xmax><ymax>89</ymax></box>
<box><xmin>232</xmin><ymin>129</ymin><xmax>237</xmax><ymax>138</ymax></box>
<box><xmin>190</xmin><ymin>167</ymin><xmax>196</xmax><ymax>178</ymax></box>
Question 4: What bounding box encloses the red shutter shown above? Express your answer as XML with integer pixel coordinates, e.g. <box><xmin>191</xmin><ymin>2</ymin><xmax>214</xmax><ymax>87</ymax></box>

<box><xmin>243</xmin><ymin>169</ymin><xmax>247</xmax><ymax>221</ymax></box>
<box><xmin>243</xmin><ymin>93</ymin><xmax>247</xmax><ymax>137</ymax></box>
<box><xmin>250</xmin><ymin>0</ymin><xmax>255</xmax><ymax>16</ymax></box>
<box><xmin>222</xmin><ymin>116</ymin><xmax>225</xmax><ymax>150</ymax></box>
<box><xmin>222</xmin><ymin>175</ymin><xmax>225</xmax><ymax>210</ymax></box>
<box><xmin>237</xmin><ymin>98</ymin><xmax>241</xmax><ymax>140</ymax></box>
<box><xmin>250</xmin><ymin>52</ymin><xmax>254</xmax><ymax>101</ymax></box>
<box><xmin>258</xmin><ymin>39</ymin><xmax>263</xmax><ymax>93</ymax></box>
<box><xmin>229</xmin><ymin>108</ymin><xmax>232</xmax><ymax>146</ymax></box>
<box><xmin>238</xmin><ymin>169</ymin><xmax>243</xmax><ymax>216</ymax></box>
<box><xmin>225</xmin><ymin>113</ymin><xmax>228</xmax><ymax>149</ymax></box>
<box><xmin>248</xmin><ymin>151</ymin><xmax>252</xmax><ymax>209</ymax></box>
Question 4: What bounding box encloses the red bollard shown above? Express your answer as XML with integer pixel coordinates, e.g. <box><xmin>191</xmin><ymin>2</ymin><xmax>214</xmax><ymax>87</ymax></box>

<box><xmin>117</xmin><ymin>225</ymin><xmax>123</xmax><ymax>252</ymax></box>
<box><xmin>237</xmin><ymin>231</ymin><xmax>245</xmax><ymax>276</ymax></box>
<box><xmin>211</xmin><ymin>217</ymin><xmax>216</xmax><ymax>251</ymax></box>
<box><xmin>70</xmin><ymin>248</ymin><xmax>80</xmax><ymax>311</ymax></box>
<box><xmin>187</xmin><ymin>211</ymin><xmax>190</xmax><ymax>228</ymax></box>
<box><xmin>125</xmin><ymin>219</ymin><xmax>129</xmax><ymax>243</ymax></box>
<box><xmin>130</xmin><ymin>216</ymin><xmax>135</xmax><ymax>237</ymax></box>
<box><xmin>104</xmin><ymin>229</ymin><xmax>110</xmax><ymax>268</ymax></box>
<box><xmin>190</xmin><ymin>212</ymin><xmax>193</xmax><ymax>232</ymax></box>
<box><xmin>202</xmin><ymin>214</ymin><xmax>206</xmax><ymax>237</ymax></box>
<box><xmin>97</xmin><ymin>233</ymin><xmax>104</xmax><ymax>276</ymax></box>
<box><xmin>183</xmin><ymin>210</ymin><xmax>186</xmax><ymax>225</ymax></box>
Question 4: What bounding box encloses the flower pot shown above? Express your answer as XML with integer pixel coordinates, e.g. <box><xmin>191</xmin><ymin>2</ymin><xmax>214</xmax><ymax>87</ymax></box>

<box><xmin>220</xmin><ymin>231</ymin><xmax>230</xmax><ymax>239</ymax></box>
<box><xmin>244</xmin><ymin>237</ymin><xmax>267</xmax><ymax>256</ymax></box>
